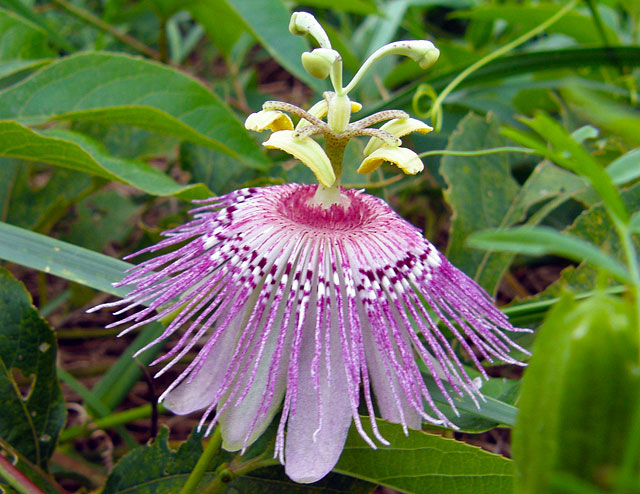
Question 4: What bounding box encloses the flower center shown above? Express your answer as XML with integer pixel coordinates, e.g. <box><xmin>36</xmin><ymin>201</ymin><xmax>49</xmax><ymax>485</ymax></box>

<box><xmin>277</xmin><ymin>185</ymin><xmax>375</xmax><ymax>233</ymax></box>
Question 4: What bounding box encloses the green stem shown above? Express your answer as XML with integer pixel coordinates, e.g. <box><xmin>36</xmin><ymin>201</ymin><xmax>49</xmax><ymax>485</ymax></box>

<box><xmin>179</xmin><ymin>428</ymin><xmax>223</xmax><ymax>494</ymax></box>
<box><xmin>419</xmin><ymin>146</ymin><xmax>533</xmax><ymax>158</ymax></box>
<box><xmin>59</xmin><ymin>403</ymin><xmax>167</xmax><ymax>441</ymax></box>
<box><xmin>50</xmin><ymin>0</ymin><xmax>160</xmax><ymax>60</ymax></box>
<box><xmin>0</xmin><ymin>454</ymin><xmax>45</xmax><ymax>494</ymax></box>
<box><xmin>614</xmin><ymin>218</ymin><xmax>640</xmax><ymax>344</ymax></box>
<box><xmin>428</xmin><ymin>0</ymin><xmax>579</xmax><ymax>131</ymax></box>
<box><xmin>200</xmin><ymin>457</ymin><xmax>280</xmax><ymax>494</ymax></box>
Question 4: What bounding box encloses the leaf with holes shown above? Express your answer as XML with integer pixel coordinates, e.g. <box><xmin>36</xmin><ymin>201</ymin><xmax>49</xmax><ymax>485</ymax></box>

<box><xmin>0</xmin><ymin>268</ymin><xmax>65</xmax><ymax>468</ymax></box>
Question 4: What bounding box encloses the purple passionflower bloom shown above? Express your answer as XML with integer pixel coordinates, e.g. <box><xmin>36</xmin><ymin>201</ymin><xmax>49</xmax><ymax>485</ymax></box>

<box><xmin>92</xmin><ymin>13</ymin><xmax>529</xmax><ymax>483</ymax></box>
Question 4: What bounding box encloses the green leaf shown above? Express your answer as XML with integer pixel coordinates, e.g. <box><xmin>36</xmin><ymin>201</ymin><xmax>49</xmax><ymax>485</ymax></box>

<box><xmin>630</xmin><ymin>211</ymin><xmax>640</xmax><ymax>234</ymax></box>
<box><xmin>180</xmin><ymin>142</ymin><xmax>260</xmax><ymax>195</ymax></box>
<box><xmin>467</xmin><ymin>226</ymin><xmax>631</xmax><ymax>284</ymax></box>
<box><xmin>607</xmin><ymin>148</ymin><xmax>640</xmax><ymax>186</ymax></box>
<box><xmin>335</xmin><ymin>418</ymin><xmax>514</xmax><ymax>493</ymax></box>
<box><xmin>0</xmin><ymin>122</ymin><xmax>211</xmax><ymax>200</ymax></box>
<box><xmin>102</xmin><ymin>427</ymin><xmax>206</xmax><ymax>494</ymax></box>
<box><xmin>365</xmin><ymin>47</ymin><xmax>640</xmax><ymax>116</ymax></box>
<box><xmin>563</xmin><ymin>86</ymin><xmax>640</xmax><ymax>148</ymax></box>
<box><xmin>0</xmin><ymin>221</ymin><xmax>131</xmax><ymax>297</ymax></box>
<box><xmin>0</xmin><ymin>52</ymin><xmax>268</xmax><ymax>169</ymax></box>
<box><xmin>203</xmin><ymin>0</ymin><xmax>324</xmax><ymax>92</ymax></box>
<box><xmin>0</xmin><ymin>0</ymin><xmax>73</xmax><ymax>52</ymax></box>
<box><xmin>519</xmin><ymin>112</ymin><xmax>628</xmax><ymax>223</ymax></box>
<box><xmin>0</xmin><ymin>58</ymin><xmax>50</xmax><ymax>82</ymax></box>
<box><xmin>513</xmin><ymin>293</ymin><xmax>638</xmax><ymax>493</ymax></box>
<box><xmin>61</xmin><ymin>190</ymin><xmax>142</xmax><ymax>251</ymax></box>
<box><xmin>103</xmin><ymin>426</ymin><xmax>373</xmax><ymax>493</ymax></box>
<box><xmin>291</xmin><ymin>0</ymin><xmax>378</xmax><ymax>15</ymax></box>
<box><xmin>188</xmin><ymin>1</ymin><xmax>246</xmax><ymax>59</ymax></box>
<box><xmin>2</xmin><ymin>161</ymin><xmax>93</xmax><ymax>230</ymax></box>
<box><xmin>452</xmin><ymin>4</ymin><xmax>618</xmax><ymax>44</ymax></box>
<box><xmin>427</xmin><ymin>374</ymin><xmax>519</xmax><ymax>431</ymax></box>
<box><xmin>440</xmin><ymin>113</ymin><xmax>588</xmax><ymax>294</ymax></box>
<box><xmin>0</xmin><ymin>268</ymin><xmax>65</xmax><ymax>468</ymax></box>
<box><xmin>0</xmin><ymin>8</ymin><xmax>54</xmax><ymax>60</ymax></box>
<box><xmin>441</xmin><ymin>113</ymin><xmax>522</xmax><ymax>294</ymax></box>
<box><xmin>507</xmin><ymin>183</ymin><xmax>640</xmax><ymax>304</ymax></box>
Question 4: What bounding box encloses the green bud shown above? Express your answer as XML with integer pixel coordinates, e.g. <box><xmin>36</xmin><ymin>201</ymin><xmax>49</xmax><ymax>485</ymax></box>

<box><xmin>301</xmin><ymin>48</ymin><xmax>340</xmax><ymax>80</ymax></box>
<box><xmin>513</xmin><ymin>292</ymin><xmax>639</xmax><ymax>493</ymax></box>
<box><xmin>288</xmin><ymin>11</ymin><xmax>331</xmax><ymax>49</ymax></box>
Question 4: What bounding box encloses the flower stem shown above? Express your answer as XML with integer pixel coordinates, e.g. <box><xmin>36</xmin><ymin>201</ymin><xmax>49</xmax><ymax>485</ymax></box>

<box><xmin>179</xmin><ymin>427</ymin><xmax>223</xmax><ymax>494</ymax></box>
<box><xmin>418</xmin><ymin>146</ymin><xmax>533</xmax><ymax>158</ymax></box>
<box><xmin>428</xmin><ymin>0</ymin><xmax>579</xmax><ymax>131</ymax></box>
<box><xmin>0</xmin><ymin>454</ymin><xmax>45</xmax><ymax>494</ymax></box>
<box><xmin>200</xmin><ymin>457</ymin><xmax>280</xmax><ymax>494</ymax></box>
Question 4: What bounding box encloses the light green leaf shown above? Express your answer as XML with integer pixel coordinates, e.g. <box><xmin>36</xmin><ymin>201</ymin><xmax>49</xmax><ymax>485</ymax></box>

<box><xmin>0</xmin><ymin>122</ymin><xmax>211</xmax><ymax>200</ymax></box>
<box><xmin>0</xmin><ymin>52</ymin><xmax>268</xmax><ymax>169</ymax></box>
<box><xmin>468</xmin><ymin>226</ymin><xmax>631</xmax><ymax>284</ymax></box>
<box><xmin>0</xmin><ymin>268</ymin><xmax>65</xmax><ymax>468</ymax></box>
<box><xmin>0</xmin><ymin>8</ymin><xmax>54</xmax><ymax>60</ymax></box>
<box><xmin>519</xmin><ymin>112</ymin><xmax>628</xmax><ymax>223</ymax></box>
<box><xmin>607</xmin><ymin>148</ymin><xmax>640</xmax><ymax>186</ymax></box>
<box><xmin>0</xmin><ymin>221</ymin><xmax>131</xmax><ymax>297</ymax></box>
<box><xmin>335</xmin><ymin>418</ymin><xmax>514</xmax><ymax>493</ymax></box>
<box><xmin>0</xmin><ymin>58</ymin><xmax>50</xmax><ymax>81</ymax></box>
<box><xmin>630</xmin><ymin>212</ymin><xmax>640</xmax><ymax>233</ymax></box>
<box><xmin>188</xmin><ymin>1</ymin><xmax>246</xmax><ymax>59</ymax></box>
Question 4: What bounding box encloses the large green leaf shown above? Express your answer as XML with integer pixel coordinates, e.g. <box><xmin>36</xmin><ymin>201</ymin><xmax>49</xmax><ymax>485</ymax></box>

<box><xmin>0</xmin><ymin>122</ymin><xmax>211</xmax><ymax>200</ymax></box>
<box><xmin>335</xmin><ymin>419</ymin><xmax>514</xmax><ymax>493</ymax></box>
<box><xmin>0</xmin><ymin>268</ymin><xmax>65</xmax><ymax>468</ymax></box>
<box><xmin>0</xmin><ymin>221</ymin><xmax>131</xmax><ymax>297</ymax></box>
<box><xmin>441</xmin><ymin>113</ymin><xmax>522</xmax><ymax>293</ymax></box>
<box><xmin>102</xmin><ymin>426</ymin><xmax>374</xmax><ymax>493</ymax></box>
<box><xmin>0</xmin><ymin>52</ymin><xmax>268</xmax><ymax>169</ymax></box>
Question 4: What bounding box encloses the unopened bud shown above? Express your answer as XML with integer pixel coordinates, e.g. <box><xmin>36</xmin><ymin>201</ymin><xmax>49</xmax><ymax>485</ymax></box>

<box><xmin>289</xmin><ymin>11</ymin><xmax>331</xmax><ymax>49</ymax></box>
<box><xmin>302</xmin><ymin>48</ymin><xmax>340</xmax><ymax>79</ymax></box>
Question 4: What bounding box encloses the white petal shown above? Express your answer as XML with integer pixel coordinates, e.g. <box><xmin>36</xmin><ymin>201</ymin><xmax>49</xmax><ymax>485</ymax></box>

<box><xmin>361</xmin><ymin>316</ymin><xmax>421</xmax><ymax>430</ymax></box>
<box><xmin>285</xmin><ymin>284</ymin><xmax>352</xmax><ymax>483</ymax></box>
<box><xmin>358</xmin><ymin>146</ymin><xmax>424</xmax><ymax>175</ymax></box>
<box><xmin>363</xmin><ymin>117</ymin><xmax>432</xmax><ymax>156</ymax></box>
<box><xmin>162</xmin><ymin>311</ymin><xmax>242</xmax><ymax>415</ymax></box>
<box><xmin>264</xmin><ymin>130</ymin><xmax>336</xmax><ymax>187</ymax></box>
<box><xmin>218</xmin><ymin>299</ymin><xmax>292</xmax><ymax>451</ymax></box>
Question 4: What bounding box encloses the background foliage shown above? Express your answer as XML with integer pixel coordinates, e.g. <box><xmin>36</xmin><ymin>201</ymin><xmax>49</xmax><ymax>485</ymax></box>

<box><xmin>0</xmin><ymin>0</ymin><xmax>638</xmax><ymax>493</ymax></box>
